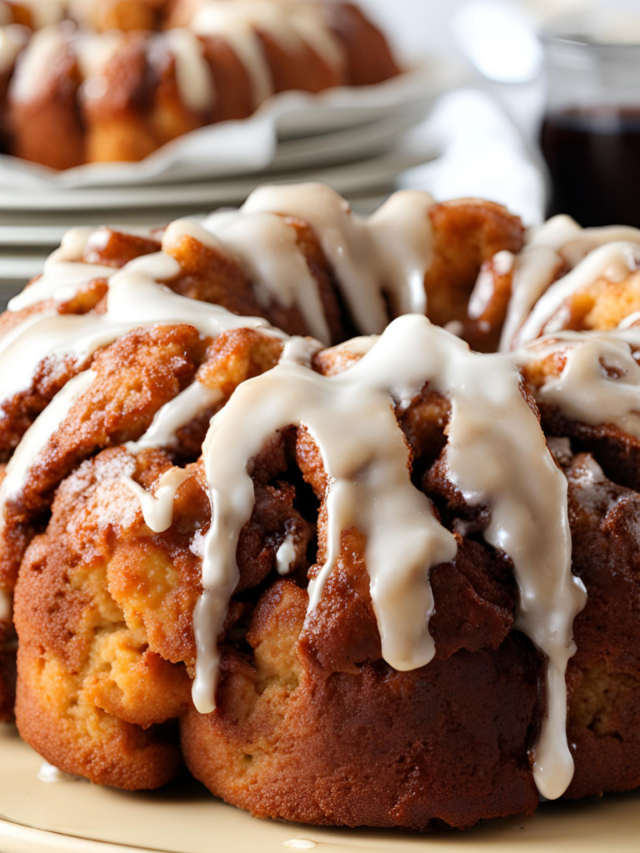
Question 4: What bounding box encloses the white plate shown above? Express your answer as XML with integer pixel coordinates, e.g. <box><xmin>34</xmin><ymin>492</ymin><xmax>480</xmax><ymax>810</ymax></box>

<box><xmin>0</xmin><ymin>151</ymin><xmax>430</xmax><ymax>212</ymax></box>
<box><xmin>0</xmin><ymin>60</ymin><xmax>463</xmax><ymax>190</ymax></box>
<box><xmin>1</xmin><ymin>723</ymin><xmax>640</xmax><ymax>853</ymax></box>
<box><xmin>267</xmin><ymin>108</ymin><xmax>428</xmax><ymax>172</ymax></box>
<box><xmin>0</xmin><ymin>256</ymin><xmax>43</xmax><ymax>280</ymax></box>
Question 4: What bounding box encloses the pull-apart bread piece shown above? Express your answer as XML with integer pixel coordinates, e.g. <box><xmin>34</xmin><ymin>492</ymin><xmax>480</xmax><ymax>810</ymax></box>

<box><xmin>4</xmin><ymin>183</ymin><xmax>640</xmax><ymax>831</ymax></box>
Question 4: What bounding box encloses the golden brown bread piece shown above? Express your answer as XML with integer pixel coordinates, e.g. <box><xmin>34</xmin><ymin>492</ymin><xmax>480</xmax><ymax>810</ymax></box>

<box><xmin>14</xmin><ymin>449</ymin><xmax>186</xmax><ymax>788</ymax></box>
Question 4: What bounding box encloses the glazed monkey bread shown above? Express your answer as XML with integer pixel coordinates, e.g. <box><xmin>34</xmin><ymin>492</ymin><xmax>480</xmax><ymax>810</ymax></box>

<box><xmin>0</xmin><ymin>0</ymin><xmax>400</xmax><ymax>170</ymax></box>
<box><xmin>2</xmin><ymin>183</ymin><xmax>640</xmax><ymax>831</ymax></box>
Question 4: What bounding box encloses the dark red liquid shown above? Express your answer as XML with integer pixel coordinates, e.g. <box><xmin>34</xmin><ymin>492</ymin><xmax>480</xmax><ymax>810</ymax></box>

<box><xmin>541</xmin><ymin>107</ymin><xmax>640</xmax><ymax>227</ymax></box>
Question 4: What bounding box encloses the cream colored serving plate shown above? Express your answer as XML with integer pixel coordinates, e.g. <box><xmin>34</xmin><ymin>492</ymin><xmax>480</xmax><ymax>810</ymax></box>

<box><xmin>1</xmin><ymin>723</ymin><xmax>639</xmax><ymax>853</ymax></box>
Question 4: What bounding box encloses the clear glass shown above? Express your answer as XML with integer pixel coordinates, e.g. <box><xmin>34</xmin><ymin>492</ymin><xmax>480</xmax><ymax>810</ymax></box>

<box><xmin>540</xmin><ymin>31</ymin><xmax>640</xmax><ymax>227</ymax></box>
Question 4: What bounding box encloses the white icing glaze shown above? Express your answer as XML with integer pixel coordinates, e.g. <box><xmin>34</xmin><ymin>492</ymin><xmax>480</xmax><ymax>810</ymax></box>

<box><xmin>8</xmin><ymin>261</ymin><xmax>113</xmax><ymax>311</ymax></box>
<box><xmin>493</xmin><ymin>249</ymin><xmax>514</xmax><ymax>276</ymax></box>
<box><xmin>279</xmin><ymin>335</ymin><xmax>323</xmax><ymax>366</ymax></box>
<box><xmin>501</xmin><ymin>217</ymin><xmax>640</xmax><ymax>351</ymax></box>
<box><xmin>367</xmin><ymin>190</ymin><xmax>435</xmax><ymax>317</ymax></box>
<box><xmin>76</xmin><ymin>29</ymin><xmax>125</xmax><ymax>101</ymax></box>
<box><xmin>517</xmin><ymin>242</ymin><xmax>640</xmax><ymax>347</ymax></box>
<box><xmin>122</xmin><ymin>467</ymin><xmax>191</xmax><ymax>534</ymax></box>
<box><xmin>45</xmin><ymin>224</ymin><xmax>158</xmax><ymax>269</ymax></box>
<box><xmin>192</xmin><ymin>2</ymin><xmax>274</xmax><ymax>106</ymax></box>
<box><xmin>191</xmin><ymin>0</ymin><xmax>344</xmax><ymax>107</ymax></box>
<box><xmin>10</xmin><ymin>25</ymin><xmax>69</xmax><ymax>102</ymax></box>
<box><xmin>276</xmin><ymin>532</ymin><xmax>296</xmax><ymax>575</ymax></box>
<box><xmin>467</xmin><ymin>251</ymin><xmax>514</xmax><ymax>323</ymax></box>
<box><xmin>163</xmin><ymin>28</ymin><xmax>215</xmax><ymax>113</ymax></box>
<box><xmin>203</xmin><ymin>209</ymin><xmax>333</xmax><ymax>343</ymax></box>
<box><xmin>17</xmin><ymin>0</ymin><xmax>65</xmax><ymax>28</ymax></box>
<box><xmin>53</xmin><ymin>226</ymin><xmax>98</xmax><ymax>262</ymax></box>
<box><xmin>285</xmin><ymin>2</ymin><xmax>342</xmax><ymax>70</ymax></box>
<box><xmin>191</xmin><ymin>314</ymin><xmax>585</xmax><ymax>800</ymax></box>
<box><xmin>0</xmin><ymin>370</ymin><xmax>95</xmax><ymax>510</ymax></box>
<box><xmin>127</xmin><ymin>381</ymin><xmax>223</xmax><ymax>455</ymax></box>
<box><xmin>0</xmin><ymin>24</ymin><xmax>27</xmax><ymax>74</ymax></box>
<box><xmin>244</xmin><ymin>183</ymin><xmax>435</xmax><ymax>334</ymax></box>
<box><xmin>516</xmin><ymin>324</ymin><xmax>640</xmax><ymax>439</ymax></box>
<box><xmin>0</xmin><ymin>250</ymin><xmax>281</xmax><ymax>414</ymax></box>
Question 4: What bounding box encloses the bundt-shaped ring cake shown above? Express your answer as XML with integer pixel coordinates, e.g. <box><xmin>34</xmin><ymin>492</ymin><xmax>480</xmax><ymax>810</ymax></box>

<box><xmin>3</xmin><ymin>182</ymin><xmax>640</xmax><ymax>830</ymax></box>
<box><xmin>0</xmin><ymin>0</ymin><xmax>400</xmax><ymax>170</ymax></box>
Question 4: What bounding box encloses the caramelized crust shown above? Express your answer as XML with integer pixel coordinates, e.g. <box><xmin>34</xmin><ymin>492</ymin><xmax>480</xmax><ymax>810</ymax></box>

<box><xmin>424</xmin><ymin>199</ymin><xmax>525</xmax><ymax>347</ymax></box>
<box><xmin>182</xmin><ymin>580</ymin><xmax>541</xmax><ymax>830</ymax></box>
<box><xmin>13</xmin><ymin>449</ymin><xmax>185</xmax><ymax>788</ymax></box>
<box><xmin>564</xmin><ymin>454</ymin><xmax>640</xmax><ymax>798</ymax></box>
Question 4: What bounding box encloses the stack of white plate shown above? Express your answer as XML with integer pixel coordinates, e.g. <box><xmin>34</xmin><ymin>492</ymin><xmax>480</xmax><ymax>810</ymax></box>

<box><xmin>0</xmin><ymin>60</ymin><xmax>462</xmax><ymax>306</ymax></box>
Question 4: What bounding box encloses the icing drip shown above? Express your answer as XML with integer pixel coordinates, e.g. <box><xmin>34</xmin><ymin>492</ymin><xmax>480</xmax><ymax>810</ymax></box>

<box><xmin>192</xmin><ymin>314</ymin><xmax>585</xmax><ymax>801</ymax></box>
<box><xmin>192</xmin><ymin>2</ymin><xmax>274</xmax><ymax>106</ymax></box>
<box><xmin>367</xmin><ymin>190</ymin><xmax>435</xmax><ymax>317</ymax></box>
<box><xmin>17</xmin><ymin>0</ymin><xmax>65</xmax><ymax>28</ymax></box>
<box><xmin>162</xmin><ymin>28</ymin><xmax>215</xmax><ymax>113</ymax></box>
<box><xmin>203</xmin><ymin>210</ymin><xmax>333</xmax><ymax>343</ymax></box>
<box><xmin>516</xmin><ymin>324</ymin><xmax>640</xmax><ymax>438</ymax></box>
<box><xmin>127</xmin><ymin>381</ymin><xmax>223</xmax><ymax>455</ymax></box>
<box><xmin>276</xmin><ymin>533</ymin><xmax>297</xmax><ymax>575</ymax></box>
<box><xmin>0</xmin><ymin>250</ymin><xmax>281</xmax><ymax>414</ymax></box>
<box><xmin>0</xmin><ymin>24</ymin><xmax>27</xmax><ymax>74</ymax></box>
<box><xmin>8</xmin><ymin>261</ymin><xmax>113</xmax><ymax>312</ymax></box>
<box><xmin>10</xmin><ymin>25</ymin><xmax>69</xmax><ymax>102</ymax></box>
<box><xmin>244</xmin><ymin>184</ymin><xmax>435</xmax><ymax>334</ymax></box>
<box><xmin>76</xmin><ymin>30</ymin><xmax>124</xmax><ymax>101</ymax></box>
<box><xmin>279</xmin><ymin>335</ymin><xmax>323</xmax><ymax>366</ymax></box>
<box><xmin>501</xmin><ymin>217</ymin><xmax>640</xmax><ymax>351</ymax></box>
<box><xmin>51</xmin><ymin>226</ymin><xmax>99</xmax><ymax>262</ymax></box>
<box><xmin>284</xmin><ymin>2</ymin><xmax>343</xmax><ymax>70</ymax></box>
<box><xmin>123</xmin><ymin>468</ymin><xmax>191</xmax><ymax>534</ymax></box>
<box><xmin>516</xmin><ymin>242</ymin><xmax>640</xmax><ymax>347</ymax></box>
<box><xmin>191</xmin><ymin>0</ymin><xmax>344</xmax><ymax>108</ymax></box>
<box><xmin>0</xmin><ymin>370</ymin><xmax>96</xmax><ymax>511</ymax></box>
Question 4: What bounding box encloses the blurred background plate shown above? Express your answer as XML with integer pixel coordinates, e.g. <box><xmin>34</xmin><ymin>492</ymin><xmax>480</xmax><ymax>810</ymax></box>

<box><xmin>0</xmin><ymin>151</ymin><xmax>430</xmax><ymax>212</ymax></box>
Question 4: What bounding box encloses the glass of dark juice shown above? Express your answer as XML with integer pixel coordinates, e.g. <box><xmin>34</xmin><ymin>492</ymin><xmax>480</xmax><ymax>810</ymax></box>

<box><xmin>541</xmin><ymin>22</ymin><xmax>640</xmax><ymax>227</ymax></box>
